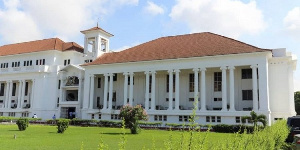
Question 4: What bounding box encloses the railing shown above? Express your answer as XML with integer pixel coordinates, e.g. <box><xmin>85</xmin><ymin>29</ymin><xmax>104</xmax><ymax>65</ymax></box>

<box><xmin>0</xmin><ymin>65</ymin><xmax>50</xmax><ymax>74</ymax></box>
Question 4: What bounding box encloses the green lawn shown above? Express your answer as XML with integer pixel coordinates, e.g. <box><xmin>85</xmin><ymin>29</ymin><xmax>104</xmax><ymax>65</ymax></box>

<box><xmin>0</xmin><ymin>124</ymin><xmax>231</xmax><ymax>150</ymax></box>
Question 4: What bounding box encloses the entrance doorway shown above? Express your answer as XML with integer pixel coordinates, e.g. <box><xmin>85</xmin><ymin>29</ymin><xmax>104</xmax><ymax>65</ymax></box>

<box><xmin>60</xmin><ymin>107</ymin><xmax>76</xmax><ymax>119</ymax></box>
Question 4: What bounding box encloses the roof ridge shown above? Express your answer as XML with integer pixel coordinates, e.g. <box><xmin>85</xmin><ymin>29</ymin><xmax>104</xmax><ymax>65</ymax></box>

<box><xmin>0</xmin><ymin>37</ymin><xmax>61</xmax><ymax>47</ymax></box>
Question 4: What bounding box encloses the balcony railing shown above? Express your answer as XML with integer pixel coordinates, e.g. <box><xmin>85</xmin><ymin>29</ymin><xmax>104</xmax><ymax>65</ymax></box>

<box><xmin>0</xmin><ymin>65</ymin><xmax>49</xmax><ymax>74</ymax></box>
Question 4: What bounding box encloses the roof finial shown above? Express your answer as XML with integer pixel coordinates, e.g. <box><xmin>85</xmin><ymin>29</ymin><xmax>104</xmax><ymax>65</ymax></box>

<box><xmin>97</xmin><ymin>17</ymin><xmax>99</xmax><ymax>28</ymax></box>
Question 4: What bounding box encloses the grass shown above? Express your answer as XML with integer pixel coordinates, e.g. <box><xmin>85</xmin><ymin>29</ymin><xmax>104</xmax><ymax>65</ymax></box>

<box><xmin>0</xmin><ymin>124</ymin><xmax>231</xmax><ymax>150</ymax></box>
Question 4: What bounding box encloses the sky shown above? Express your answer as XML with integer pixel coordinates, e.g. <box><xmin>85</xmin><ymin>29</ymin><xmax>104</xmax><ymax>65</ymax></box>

<box><xmin>0</xmin><ymin>0</ymin><xmax>299</xmax><ymax>91</ymax></box>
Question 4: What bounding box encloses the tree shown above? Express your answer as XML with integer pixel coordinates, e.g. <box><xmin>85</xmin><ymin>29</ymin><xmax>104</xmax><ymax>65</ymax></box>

<box><xmin>242</xmin><ymin>111</ymin><xmax>267</xmax><ymax>128</ymax></box>
<box><xmin>295</xmin><ymin>91</ymin><xmax>300</xmax><ymax>115</ymax></box>
<box><xmin>119</xmin><ymin>104</ymin><xmax>148</xmax><ymax>134</ymax></box>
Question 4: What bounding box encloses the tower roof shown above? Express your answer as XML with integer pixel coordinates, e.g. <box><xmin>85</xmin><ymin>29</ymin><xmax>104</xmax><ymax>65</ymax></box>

<box><xmin>80</xmin><ymin>26</ymin><xmax>114</xmax><ymax>37</ymax></box>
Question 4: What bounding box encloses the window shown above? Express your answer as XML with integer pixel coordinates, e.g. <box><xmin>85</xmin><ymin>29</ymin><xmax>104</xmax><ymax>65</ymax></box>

<box><xmin>217</xmin><ymin>116</ymin><xmax>221</xmax><ymax>123</ymax></box>
<box><xmin>242</xmin><ymin>90</ymin><xmax>253</xmax><ymax>100</ymax></box>
<box><xmin>166</xmin><ymin>98</ymin><xmax>175</xmax><ymax>102</ymax></box>
<box><xmin>97</xmin><ymin>78</ymin><xmax>101</xmax><ymax>88</ymax></box>
<box><xmin>64</xmin><ymin>59</ymin><xmax>70</xmax><ymax>66</ymax></box>
<box><xmin>0</xmin><ymin>63</ymin><xmax>8</xmax><ymax>68</ymax></box>
<box><xmin>127</xmin><ymin>77</ymin><xmax>134</xmax><ymax>85</ymax></box>
<box><xmin>179</xmin><ymin>115</ymin><xmax>189</xmax><ymax>122</ymax></box>
<box><xmin>149</xmin><ymin>75</ymin><xmax>152</xmax><ymax>93</ymax></box>
<box><xmin>189</xmin><ymin>73</ymin><xmax>195</xmax><ymax>92</ymax></box>
<box><xmin>274</xmin><ymin>118</ymin><xmax>283</xmax><ymax>121</ymax></box>
<box><xmin>112</xmin><ymin>92</ymin><xmax>116</xmax><ymax>102</ymax></box>
<box><xmin>91</xmin><ymin>114</ymin><xmax>94</xmax><ymax>119</ymax></box>
<box><xmin>154</xmin><ymin>115</ymin><xmax>167</xmax><ymax>121</ymax></box>
<box><xmin>98</xmin><ymin>114</ymin><xmax>102</xmax><ymax>119</ymax></box>
<box><xmin>12</xmin><ymin>61</ymin><xmax>20</xmax><ymax>68</ymax></box>
<box><xmin>12</xmin><ymin>83</ymin><xmax>16</xmax><ymax>96</ymax></box>
<box><xmin>113</xmin><ymin>74</ymin><xmax>117</xmax><ymax>81</ymax></box>
<box><xmin>206</xmin><ymin>116</ymin><xmax>210</xmax><ymax>122</ymax></box>
<box><xmin>214</xmin><ymin>72</ymin><xmax>222</xmax><ymax>91</ymax></box>
<box><xmin>25</xmin><ymin>82</ymin><xmax>28</xmax><ymax>96</ymax></box>
<box><xmin>58</xmin><ymin>80</ymin><xmax>61</xmax><ymax>89</ymax></box>
<box><xmin>242</xmin><ymin>69</ymin><xmax>252</xmax><ymax>79</ymax></box>
<box><xmin>189</xmin><ymin>98</ymin><xmax>194</xmax><ymax>102</ymax></box>
<box><xmin>0</xmin><ymin>83</ymin><xmax>4</xmax><ymax>96</ymax></box>
<box><xmin>166</xmin><ymin>74</ymin><xmax>175</xmax><ymax>92</ymax></box>
<box><xmin>97</xmin><ymin>97</ymin><xmax>100</xmax><ymax>108</ymax></box>
<box><xmin>36</xmin><ymin>59</ymin><xmax>45</xmax><ymax>65</ymax></box>
<box><xmin>22</xmin><ymin>112</ymin><xmax>29</xmax><ymax>117</ymax></box>
<box><xmin>0</xmin><ymin>100</ymin><xmax>3</xmax><ymax>103</ymax></box>
<box><xmin>57</xmin><ymin>98</ymin><xmax>59</xmax><ymax>107</ymax></box>
<box><xmin>111</xmin><ymin>114</ymin><xmax>120</xmax><ymax>120</ymax></box>
<box><xmin>9</xmin><ymin>112</ymin><xmax>15</xmax><ymax>117</ymax></box>
<box><xmin>24</xmin><ymin>60</ymin><xmax>33</xmax><ymax>66</ymax></box>
<box><xmin>236</xmin><ymin>117</ymin><xmax>241</xmax><ymax>123</ymax></box>
<box><xmin>0</xmin><ymin>112</ymin><xmax>3</xmax><ymax>116</ymax></box>
<box><xmin>211</xmin><ymin>116</ymin><xmax>216</xmax><ymax>122</ymax></box>
<box><xmin>85</xmin><ymin>59</ymin><xmax>93</xmax><ymax>63</ymax></box>
<box><xmin>214</xmin><ymin>98</ymin><xmax>222</xmax><ymax>101</ymax></box>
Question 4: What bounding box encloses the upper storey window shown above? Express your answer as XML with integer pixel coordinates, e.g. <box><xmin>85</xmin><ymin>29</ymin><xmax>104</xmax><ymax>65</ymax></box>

<box><xmin>84</xmin><ymin>59</ymin><xmax>92</xmax><ymax>63</ymax></box>
<box><xmin>36</xmin><ymin>59</ymin><xmax>45</xmax><ymax>65</ymax></box>
<box><xmin>101</xmin><ymin>39</ymin><xmax>107</xmax><ymax>51</ymax></box>
<box><xmin>214</xmin><ymin>72</ymin><xmax>222</xmax><ymax>91</ymax></box>
<box><xmin>64</xmin><ymin>59</ymin><xmax>70</xmax><ymax>66</ymax></box>
<box><xmin>24</xmin><ymin>60</ymin><xmax>33</xmax><ymax>66</ymax></box>
<box><xmin>12</xmin><ymin>61</ymin><xmax>20</xmax><ymax>68</ymax></box>
<box><xmin>0</xmin><ymin>63</ymin><xmax>8</xmax><ymax>68</ymax></box>
<box><xmin>242</xmin><ymin>69</ymin><xmax>252</xmax><ymax>79</ymax></box>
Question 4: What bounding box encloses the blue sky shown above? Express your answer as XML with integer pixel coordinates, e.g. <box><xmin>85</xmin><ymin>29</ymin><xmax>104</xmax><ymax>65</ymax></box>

<box><xmin>0</xmin><ymin>0</ymin><xmax>299</xmax><ymax>91</ymax></box>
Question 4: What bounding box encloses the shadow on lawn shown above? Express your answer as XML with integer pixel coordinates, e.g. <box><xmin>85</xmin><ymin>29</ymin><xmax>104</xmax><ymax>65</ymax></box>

<box><xmin>8</xmin><ymin>130</ymin><xmax>20</xmax><ymax>131</ymax></box>
<box><xmin>100</xmin><ymin>133</ymin><xmax>131</xmax><ymax>135</ymax></box>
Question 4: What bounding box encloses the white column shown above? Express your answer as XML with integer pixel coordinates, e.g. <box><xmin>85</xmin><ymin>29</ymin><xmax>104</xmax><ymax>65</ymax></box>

<box><xmin>168</xmin><ymin>70</ymin><xmax>173</xmax><ymax>110</ymax></box>
<box><xmin>221</xmin><ymin>66</ymin><xmax>227</xmax><ymax>111</ymax></box>
<box><xmin>228</xmin><ymin>66</ymin><xmax>235</xmax><ymax>111</ymax></box>
<box><xmin>103</xmin><ymin>74</ymin><xmax>108</xmax><ymax>109</ymax></box>
<box><xmin>88</xmin><ymin>75</ymin><xmax>95</xmax><ymax>109</ymax></box>
<box><xmin>8</xmin><ymin>81</ymin><xmax>13</xmax><ymax>109</ymax></box>
<box><xmin>30</xmin><ymin>79</ymin><xmax>35</xmax><ymax>108</ymax></box>
<box><xmin>129</xmin><ymin>72</ymin><xmax>134</xmax><ymax>106</ymax></box>
<box><xmin>251</xmin><ymin>65</ymin><xmax>258</xmax><ymax>111</ymax></box>
<box><xmin>59</xmin><ymin>76</ymin><xmax>63</xmax><ymax>107</ymax></box>
<box><xmin>151</xmin><ymin>71</ymin><xmax>156</xmax><ymax>110</ymax></box>
<box><xmin>78</xmin><ymin>77</ymin><xmax>82</xmax><ymax>105</ymax></box>
<box><xmin>193</xmin><ymin>68</ymin><xmax>199</xmax><ymax>110</ymax></box>
<box><xmin>174</xmin><ymin>69</ymin><xmax>180</xmax><ymax>110</ymax></box>
<box><xmin>108</xmin><ymin>73</ymin><xmax>113</xmax><ymax>110</ymax></box>
<box><xmin>144</xmin><ymin>71</ymin><xmax>150</xmax><ymax>110</ymax></box>
<box><xmin>5</xmin><ymin>81</ymin><xmax>10</xmax><ymax>108</ymax></box>
<box><xmin>84</xmin><ymin>37</ymin><xmax>88</xmax><ymax>53</ymax></box>
<box><xmin>200</xmin><ymin>68</ymin><xmax>206</xmax><ymax>111</ymax></box>
<box><xmin>123</xmin><ymin>72</ymin><xmax>129</xmax><ymax>105</ymax></box>
<box><xmin>21</xmin><ymin>80</ymin><xmax>26</xmax><ymax>108</ymax></box>
<box><xmin>17</xmin><ymin>80</ymin><xmax>22</xmax><ymax>108</ymax></box>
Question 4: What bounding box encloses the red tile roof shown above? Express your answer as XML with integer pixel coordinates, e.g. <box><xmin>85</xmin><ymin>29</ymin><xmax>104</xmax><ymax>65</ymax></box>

<box><xmin>80</xmin><ymin>26</ymin><xmax>114</xmax><ymax>37</ymax></box>
<box><xmin>84</xmin><ymin>32</ymin><xmax>270</xmax><ymax>66</ymax></box>
<box><xmin>0</xmin><ymin>38</ymin><xmax>83</xmax><ymax>56</ymax></box>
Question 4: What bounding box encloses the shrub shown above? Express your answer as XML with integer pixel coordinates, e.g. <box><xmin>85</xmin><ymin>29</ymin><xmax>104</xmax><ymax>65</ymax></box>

<box><xmin>57</xmin><ymin>119</ymin><xmax>70</xmax><ymax>133</ymax></box>
<box><xmin>119</xmin><ymin>104</ymin><xmax>148</xmax><ymax>134</ymax></box>
<box><xmin>99</xmin><ymin>120</ymin><xmax>122</xmax><ymax>127</ymax></box>
<box><xmin>16</xmin><ymin>118</ymin><xmax>29</xmax><ymax>131</ymax></box>
<box><xmin>70</xmin><ymin>119</ymin><xmax>98</xmax><ymax>126</ymax></box>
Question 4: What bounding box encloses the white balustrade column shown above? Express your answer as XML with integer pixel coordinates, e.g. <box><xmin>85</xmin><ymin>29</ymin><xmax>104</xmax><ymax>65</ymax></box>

<box><xmin>8</xmin><ymin>81</ymin><xmax>13</xmax><ymax>109</ymax></box>
<box><xmin>200</xmin><ymin>68</ymin><xmax>206</xmax><ymax>111</ymax></box>
<box><xmin>123</xmin><ymin>72</ymin><xmax>129</xmax><ymax>105</ymax></box>
<box><xmin>129</xmin><ymin>72</ymin><xmax>134</xmax><ymax>106</ymax></box>
<box><xmin>174</xmin><ymin>69</ymin><xmax>180</xmax><ymax>110</ymax></box>
<box><xmin>144</xmin><ymin>71</ymin><xmax>150</xmax><ymax>110</ymax></box>
<box><xmin>17</xmin><ymin>80</ymin><xmax>22</xmax><ymax>108</ymax></box>
<box><xmin>251</xmin><ymin>65</ymin><xmax>258</xmax><ymax>111</ymax></box>
<box><xmin>5</xmin><ymin>81</ymin><xmax>10</xmax><ymax>108</ymax></box>
<box><xmin>30</xmin><ymin>79</ymin><xmax>35</xmax><ymax>108</ymax></box>
<box><xmin>108</xmin><ymin>73</ymin><xmax>113</xmax><ymax>110</ymax></box>
<box><xmin>221</xmin><ymin>66</ymin><xmax>227</xmax><ymax>111</ymax></box>
<box><xmin>151</xmin><ymin>71</ymin><xmax>156</xmax><ymax>111</ymax></box>
<box><xmin>168</xmin><ymin>70</ymin><xmax>173</xmax><ymax>110</ymax></box>
<box><xmin>228</xmin><ymin>66</ymin><xmax>235</xmax><ymax>111</ymax></box>
<box><xmin>88</xmin><ymin>75</ymin><xmax>95</xmax><ymax>109</ymax></box>
<box><xmin>103</xmin><ymin>74</ymin><xmax>109</xmax><ymax>109</ymax></box>
<box><xmin>193</xmin><ymin>68</ymin><xmax>199</xmax><ymax>110</ymax></box>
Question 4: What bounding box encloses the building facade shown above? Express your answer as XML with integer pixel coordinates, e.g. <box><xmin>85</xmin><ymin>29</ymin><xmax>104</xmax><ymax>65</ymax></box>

<box><xmin>0</xmin><ymin>27</ymin><xmax>297</xmax><ymax>125</ymax></box>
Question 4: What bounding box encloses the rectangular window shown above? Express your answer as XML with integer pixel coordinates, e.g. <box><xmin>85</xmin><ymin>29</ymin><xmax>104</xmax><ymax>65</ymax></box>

<box><xmin>206</xmin><ymin>116</ymin><xmax>210</xmax><ymax>122</ymax></box>
<box><xmin>57</xmin><ymin>98</ymin><xmax>59</xmax><ymax>107</ymax></box>
<box><xmin>242</xmin><ymin>90</ymin><xmax>253</xmax><ymax>100</ymax></box>
<box><xmin>97</xmin><ymin>78</ymin><xmax>101</xmax><ymax>88</ymax></box>
<box><xmin>36</xmin><ymin>60</ymin><xmax>38</xmax><ymax>65</ymax></box>
<box><xmin>91</xmin><ymin>114</ymin><xmax>94</xmax><ymax>119</ymax></box>
<box><xmin>12</xmin><ymin>83</ymin><xmax>16</xmax><ymax>96</ymax></box>
<box><xmin>98</xmin><ymin>114</ymin><xmax>101</xmax><ymax>119</ymax></box>
<box><xmin>189</xmin><ymin>73</ymin><xmax>195</xmax><ymax>92</ymax></box>
<box><xmin>112</xmin><ymin>92</ymin><xmax>116</xmax><ymax>102</ymax></box>
<box><xmin>166</xmin><ymin>98</ymin><xmax>175</xmax><ymax>101</ymax></box>
<box><xmin>242</xmin><ymin>69</ymin><xmax>252</xmax><ymax>79</ymax></box>
<box><xmin>42</xmin><ymin>59</ymin><xmax>45</xmax><ymax>65</ymax></box>
<box><xmin>189</xmin><ymin>98</ymin><xmax>194</xmax><ymax>102</ymax></box>
<box><xmin>0</xmin><ymin>112</ymin><xmax>3</xmax><ymax>116</ymax></box>
<box><xmin>67</xmin><ymin>59</ymin><xmax>70</xmax><ymax>65</ymax></box>
<box><xmin>30</xmin><ymin>60</ymin><xmax>32</xmax><ymax>66</ymax></box>
<box><xmin>58</xmin><ymin>80</ymin><xmax>61</xmax><ymax>89</ymax></box>
<box><xmin>149</xmin><ymin>75</ymin><xmax>152</xmax><ymax>93</ymax></box>
<box><xmin>154</xmin><ymin>115</ymin><xmax>167</xmax><ymax>121</ymax></box>
<box><xmin>113</xmin><ymin>74</ymin><xmax>117</xmax><ymax>81</ymax></box>
<box><xmin>214</xmin><ymin>72</ymin><xmax>222</xmax><ymax>91</ymax></box>
<box><xmin>97</xmin><ymin>97</ymin><xmax>100</xmax><ymax>108</ymax></box>
<box><xmin>25</xmin><ymin>82</ymin><xmax>29</xmax><ymax>96</ymax></box>
<box><xmin>166</xmin><ymin>74</ymin><xmax>176</xmax><ymax>92</ymax></box>
<box><xmin>236</xmin><ymin>117</ymin><xmax>241</xmax><ymax>123</ymax></box>
<box><xmin>211</xmin><ymin>116</ymin><xmax>216</xmax><ymax>122</ymax></box>
<box><xmin>214</xmin><ymin>98</ymin><xmax>222</xmax><ymax>101</ymax></box>
<box><xmin>8</xmin><ymin>112</ymin><xmax>15</xmax><ymax>117</ymax></box>
<box><xmin>0</xmin><ymin>83</ymin><xmax>4</xmax><ymax>96</ymax></box>
<box><xmin>217</xmin><ymin>116</ymin><xmax>221</xmax><ymax>123</ymax></box>
<box><xmin>64</xmin><ymin>60</ymin><xmax>67</xmax><ymax>66</ymax></box>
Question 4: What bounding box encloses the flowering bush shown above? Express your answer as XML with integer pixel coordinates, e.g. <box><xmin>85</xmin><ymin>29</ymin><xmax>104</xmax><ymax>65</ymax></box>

<box><xmin>119</xmin><ymin>104</ymin><xmax>148</xmax><ymax>134</ymax></box>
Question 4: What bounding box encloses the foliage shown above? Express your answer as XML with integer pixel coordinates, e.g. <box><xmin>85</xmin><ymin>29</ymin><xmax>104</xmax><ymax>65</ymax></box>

<box><xmin>70</xmin><ymin>118</ymin><xmax>98</xmax><ymax>126</ymax></box>
<box><xmin>213</xmin><ymin>124</ymin><xmax>258</xmax><ymax>133</ymax></box>
<box><xmin>56</xmin><ymin>119</ymin><xmax>70</xmax><ymax>133</ymax></box>
<box><xmin>295</xmin><ymin>91</ymin><xmax>300</xmax><ymax>115</ymax></box>
<box><xmin>16</xmin><ymin>118</ymin><xmax>29</xmax><ymax>131</ymax></box>
<box><xmin>119</xmin><ymin>104</ymin><xmax>148</xmax><ymax>134</ymax></box>
<box><xmin>0</xmin><ymin>116</ymin><xmax>41</xmax><ymax>122</ymax></box>
<box><xmin>99</xmin><ymin>120</ymin><xmax>122</xmax><ymax>127</ymax></box>
<box><xmin>242</xmin><ymin>111</ymin><xmax>267</xmax><ymax>128</ymax></box>
<box><xmin>138</xmin><ymin>121</ymin><xmax>162</xmax><ymax>127</ymax></box>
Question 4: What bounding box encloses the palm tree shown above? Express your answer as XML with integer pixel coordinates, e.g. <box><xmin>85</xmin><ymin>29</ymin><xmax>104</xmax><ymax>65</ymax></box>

<box><xmin>242</xmin><ymin>111</ymin><xmax>267</xmax><ymax>128</ymax></box>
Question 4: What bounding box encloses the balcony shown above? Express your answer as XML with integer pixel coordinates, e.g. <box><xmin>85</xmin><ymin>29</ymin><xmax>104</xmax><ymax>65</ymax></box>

<box><xmin>0</xmin><ymin>65</ymin><xmax>49</xmax><ymax>74</ymax></box>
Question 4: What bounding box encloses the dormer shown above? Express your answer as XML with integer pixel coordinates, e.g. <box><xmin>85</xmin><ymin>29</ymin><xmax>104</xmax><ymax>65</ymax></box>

<box><xmin>80</xmin><ymin>26</ymin><xmax>113</xmax><ymax>59</ymax></box>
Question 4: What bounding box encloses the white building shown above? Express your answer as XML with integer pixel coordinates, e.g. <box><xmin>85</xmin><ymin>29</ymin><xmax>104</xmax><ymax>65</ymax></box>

<box><xmin>0</xmin><ymin>26</ymin><xmax>297</xmax><ymax>125</ymax></box>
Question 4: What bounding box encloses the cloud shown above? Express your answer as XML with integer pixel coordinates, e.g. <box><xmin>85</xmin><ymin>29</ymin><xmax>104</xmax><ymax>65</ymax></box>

<box><xmin>0</xmin><ymin>0</ymin><xmax>139</xmax><ymax>44</ymax></box>
<box><xmin>284</xmin><ymin>7</ymin><xmax>300</xmax><ymax>40</ymax></box>
<box><xmin>144</xmin><ymin>1</ymin><xmax>164</xmax><ymax>16</ymax></box>
<box><xmin>295</xmin><ymin>78</ymin><xmax>300</xmax><ymax>92</ymax></box>
<box><xmin>113</xmin><ymin>42</ymin><xmax>141</xmax><ymax>52</ymax></box>
<box><xmin>169</xmin><ymin>0</ymin><xmax>266</xmax><ymax>38</ymax></box>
